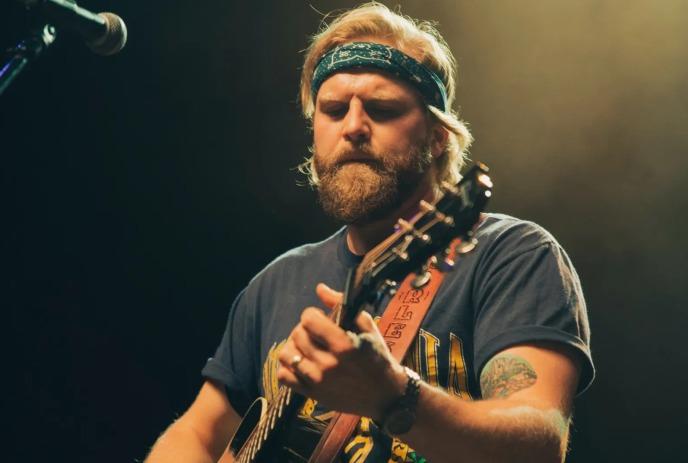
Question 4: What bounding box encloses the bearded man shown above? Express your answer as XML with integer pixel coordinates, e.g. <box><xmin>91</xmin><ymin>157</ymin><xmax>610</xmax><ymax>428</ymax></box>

<box><xmin>145</xmin><ymin>3</ymin><xmax>594</xmax><ymax>463</ymax></box>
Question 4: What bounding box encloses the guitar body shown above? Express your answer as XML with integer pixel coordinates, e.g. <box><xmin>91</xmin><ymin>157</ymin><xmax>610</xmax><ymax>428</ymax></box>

<box><xmin>228</xmin><ymin>398</ymin><xmax>268</xmax><ymax>460</ymax></box>
<box><xmin>228</xmin><ymin>396</ymin><xmax>325</xmax><ymax>463</ymax></box>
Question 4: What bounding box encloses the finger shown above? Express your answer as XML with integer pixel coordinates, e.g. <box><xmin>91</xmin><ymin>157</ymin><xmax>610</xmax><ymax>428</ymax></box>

<box><xmin>277</xmin><ymin>365</ymin><xmax>308</xmax><ymax>393</ymax></box>
<box><xmin>278</xmin><ymin>345</ymin><xmax>322</xmax><ymax>387</ymax></box>
<box><xmin>301</xmin><ymin>307</ymin><xmax>352</xmax><ymax>354</ymax></box>
<box><xmin>277</xmin><ymin>340</ymin><xmax>300</xmax><ymax>369</ymax></box>
<box><xmin>355</xmin><ymin>310</ymin><xmax>378</xmax><ymax>334</ymax></box>
<box><xmin>292</xmin><ymin>323</ymin><xmax>335</xmax><ymax>365</ymax></box>
<box><xmin>292</xmin><ymin>357</ymin><xmax>321</xmax><ymax>385</ymax></box>
<box><xmin>316</xmin><ymin>283</ymin><xmax>343</xmax><ymax>311</ymax></box>
<box><xmin>277</xmin><ymin>342</ymin><xmax>318</xmax><ymax>382</ymax></box>
<box><xmin>354</xmin><ymin>312</ymin><xmax>393</xmax><ymax>359</ymax></box>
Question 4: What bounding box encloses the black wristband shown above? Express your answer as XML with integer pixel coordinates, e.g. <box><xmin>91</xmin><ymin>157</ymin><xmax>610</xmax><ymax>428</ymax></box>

<box><xmin>380</xmin><ymin>367</ymin><xmax>421</xmax><ymax>436</ymax></box>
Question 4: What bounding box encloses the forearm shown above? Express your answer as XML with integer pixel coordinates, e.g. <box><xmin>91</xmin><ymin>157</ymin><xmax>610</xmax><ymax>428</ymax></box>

<box><xmin>400</xmin><ymin>383</ymin><xmax>568</xmax><ymax>463</ymax></box>
<box><xmin>277</xmin><ymin>300</ymin><xmax>579</xmax><ymax>462</ymax></box>
<box><xmin>145</xmin><ymin>419</ymin><xmax>224</xmax><ymax>463</ymax></box>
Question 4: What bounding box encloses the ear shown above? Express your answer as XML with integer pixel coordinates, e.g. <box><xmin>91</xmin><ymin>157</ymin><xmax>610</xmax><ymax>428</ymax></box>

<box><xmin>429</xmin><ymin>123</ymin><xmax>449</xmax><ymax>159</ymax></box>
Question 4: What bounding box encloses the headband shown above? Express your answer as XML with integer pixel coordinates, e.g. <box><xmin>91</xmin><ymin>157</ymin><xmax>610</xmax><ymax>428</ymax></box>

<box><xmin>311</xmin><ymin>42</ymin><xmax>449</xmax><ymax>113</ymax></box>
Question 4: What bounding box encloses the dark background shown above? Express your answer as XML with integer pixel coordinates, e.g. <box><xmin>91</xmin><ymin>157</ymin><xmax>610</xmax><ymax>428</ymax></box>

<box><xmin>2</xmin><ymin>1</ymin><xmax>686</xmax><ymax>461</ymax></box>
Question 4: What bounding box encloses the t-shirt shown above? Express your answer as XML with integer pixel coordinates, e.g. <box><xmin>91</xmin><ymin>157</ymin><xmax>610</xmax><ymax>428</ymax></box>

<box><xmin>202</xmin><ymin>213</ymin><xmax>594</xmax><ymax>462</ymax></box>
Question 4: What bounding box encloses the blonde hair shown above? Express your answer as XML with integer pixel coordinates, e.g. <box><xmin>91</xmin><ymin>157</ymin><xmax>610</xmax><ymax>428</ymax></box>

<box><xmin>299</xmin><ymin>2</ymin><xmax>473</xmax><ymax>186</ymax></box>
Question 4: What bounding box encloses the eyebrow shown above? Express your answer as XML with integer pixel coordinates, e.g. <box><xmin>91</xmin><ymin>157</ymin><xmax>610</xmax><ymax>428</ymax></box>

<box><xmin>317</xmin><ymin>96</ymin><xmax>411</xmax><ymax>107</ymax></box>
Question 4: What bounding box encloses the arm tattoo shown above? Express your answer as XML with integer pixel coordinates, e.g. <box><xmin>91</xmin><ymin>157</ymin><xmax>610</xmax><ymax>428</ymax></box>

<box><xmin>480</xmin><ymin>354</ymin><xmax>537</xmax><ymax>399</ymax></box>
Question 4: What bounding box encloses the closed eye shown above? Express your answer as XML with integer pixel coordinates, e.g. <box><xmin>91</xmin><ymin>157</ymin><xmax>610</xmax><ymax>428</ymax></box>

<box><xmin>318</xmin><ymin>99</ymin><xmax>349</xmax><ymax>120</ymax></box>
<box><xmin>365</xmin><ymin>105</ymin><xmax>403</xmax><ymax>122</ymax></box>
<box><xmin>322</xmin><ymin>106</ymin><xmax>348</xmax><ymax>120</ymax></box>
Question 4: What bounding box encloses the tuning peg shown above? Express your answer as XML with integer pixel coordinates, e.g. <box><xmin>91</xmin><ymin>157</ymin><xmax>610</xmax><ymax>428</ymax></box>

<box><xmin>411</xmin><ymin>269</ymin><xmax>432</xmax><ymax>288</ymax></box>
<box><xmin>437</xmin><ymin>256</ymin><xmax>455</xmax><ymax>272</ymax></box>
<box><xmin>396</xmin><ymin>218</ymin><xmax>432</xmax><ymax>244</ymax></box>
<box><xmin>456</xmin><ymin>237</ymin><xmax>478</xmax><ymax>254</ymax></box>
<box><xmin>419</xmin><ymin>200</ymin><xmax>436</xmax><ymax>212</ymax></box>
<box><xmin>395</xmin><ymin>218</ymin><xmax>413</xmax><ymax>232</ymax></box>
<box><xmin>440</xmin><ymin>181</ymin><xmax>459</xmax><ymax>196</ymax></box>
<box><xmin>477</xmin><ymin>172</ymin><xmax>493</xmax><ymax>189</ymax></box>
<box><xmin>433</xmin><ymin>248</ymin><xmax>456</xmax><ymax>272</ymax></box>
<box><xmin>393</xmin><ymin>247</ymin><xmax>410</xmax><ymax>261</ymax></box>
<box><xmin>382</xmin><ymin>279</ymin><xmax>398</xmax><ymax>296</ymax></box>
<box><xmin>370</xmin><ymin>279</ymin><xmax>399</xmax><ymax>306</ymax></box>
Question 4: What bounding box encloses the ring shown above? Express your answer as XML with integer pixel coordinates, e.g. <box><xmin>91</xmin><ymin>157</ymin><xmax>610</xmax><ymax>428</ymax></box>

<box><xmin>290</xmin><ymin>354</ymin><xmax>303</xmax><ymax>369</ymax></box>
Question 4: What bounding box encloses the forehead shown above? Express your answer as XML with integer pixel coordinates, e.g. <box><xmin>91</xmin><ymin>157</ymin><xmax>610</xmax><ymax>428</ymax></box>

<box><xmin>316</xmin><ymin>69</ymin><xmax>424</xmax><ymax>104</ymax></box>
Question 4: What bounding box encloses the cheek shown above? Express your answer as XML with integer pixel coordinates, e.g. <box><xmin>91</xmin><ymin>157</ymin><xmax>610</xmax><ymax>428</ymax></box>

<box><xmin>313</xmin><ymin>118</ymin><xmax>343</xmax><ymax>160</ymax></box>
<box><xmin>381</xmin><ymin>109</ymin><xmax>428</xmax><ymax>144</ymax></box>
<box><xmin>377</xmin><ymin>123</ymin><xmax>424</xmax><ymax>155</ymax></box>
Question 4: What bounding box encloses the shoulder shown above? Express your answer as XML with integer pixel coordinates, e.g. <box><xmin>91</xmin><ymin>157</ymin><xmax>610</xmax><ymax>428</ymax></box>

<box><xmin>241</xmin><ymin>227</ymin><xmax>348</xmax><ymax>294</ymax></box>
<box><xmin>470</xmin><ymin>214</ymin><xmax>594</xmax><ymax>394</ymax></box>
<box><xmin>474</xmin><ymin>213</ymin><xmax>565</xmax><ymax>268</ymax></box>
<box><xmin>260</xmin><ymin>228</ymin><xmax>345</xmax><ymax>273</ymax></box>
<box><xmin>469</xmin><ymin>213</ymin><xmax>583</xmax><ymax>301</ymax></box>
<box><xmin>477</xmin><ymin>212</ymin><xmax>558</xmax><ymax>249</ymax></box>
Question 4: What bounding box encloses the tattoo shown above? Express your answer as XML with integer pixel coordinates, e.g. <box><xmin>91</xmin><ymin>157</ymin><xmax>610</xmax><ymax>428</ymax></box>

<box><xmin>480</xmin><ymin>354</ymin><xmax>537</xmax><ymax>399</ymax></box>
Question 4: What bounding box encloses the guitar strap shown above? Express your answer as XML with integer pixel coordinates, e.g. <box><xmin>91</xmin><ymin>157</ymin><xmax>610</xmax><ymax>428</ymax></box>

<box><xmin>308</xmin><ymin>240</ymin><xmax>460</xmax><ymax>463</ymax></box>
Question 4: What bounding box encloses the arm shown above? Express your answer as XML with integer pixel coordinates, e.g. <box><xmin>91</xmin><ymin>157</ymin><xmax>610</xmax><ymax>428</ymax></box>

<box><xmin>277</xmin><ymin>284</ymin><xmax>581</xmax><ymax>463</ymax></box>
<box><xmin>400</xmin><ymin>342</ymin><xmax>580</xmax><ymax>463</ymax></box>
<box><xmin>145</xmin><ymin>380</ymin><xmax>242</xmax><ymax>463</ymax></box>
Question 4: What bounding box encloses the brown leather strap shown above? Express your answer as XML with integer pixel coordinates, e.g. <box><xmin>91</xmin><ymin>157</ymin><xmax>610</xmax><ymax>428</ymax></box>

<box><xmin>307</xmin><ymin>413</ymin><xmax>360</xmax><ymax>463</ymax></box>
<box><xmin>308</xmin><ymin>242</ymin><xmax>458</xmax><ymax>463</ymax></box>
<box><xmin>377</xmin><ymin>259</ymin><xmax>448</xmax><ymax>357</ymax></box>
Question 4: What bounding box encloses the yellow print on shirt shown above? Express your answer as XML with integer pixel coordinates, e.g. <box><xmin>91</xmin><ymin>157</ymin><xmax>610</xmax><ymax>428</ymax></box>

<box><xmin>344</xmin><ymin>417</ymin><xmax>374</xmax><ymax>463</ymax></box>
<box><xmin>409</xmin><ymin>330</ymin><xmax>471</xmax><ymax>398</ymax></box>
<box><xmin>262</xmin><ymin>340</ymin><xmax>286</xmax><ymax>404</ymax></box>
<box><xmin>260</xmin><ymin>329</ymin><xmax>473</xmax><ymax>462</ymax></box>
<box><xmin>262</xmin><ymin>340</ymin><xmax>323</xmax><ymax>418</ymax></box>
<box><xmin>448</xmin><ymin>332</ymin><xmax>473</xmax><ymax>399</ymax></box>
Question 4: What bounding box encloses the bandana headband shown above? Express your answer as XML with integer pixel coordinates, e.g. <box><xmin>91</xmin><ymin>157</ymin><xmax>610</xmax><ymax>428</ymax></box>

<box><xmin>311</xmin><ymin>42</ymin><xmax>449</xmax><ymax>113</ymax></box>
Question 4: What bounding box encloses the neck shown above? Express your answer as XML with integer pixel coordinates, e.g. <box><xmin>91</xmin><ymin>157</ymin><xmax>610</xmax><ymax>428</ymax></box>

<box><xmin>346</xmin><ymin>177</ymin><xmax>438</xmax><ymax>256</ymax></box>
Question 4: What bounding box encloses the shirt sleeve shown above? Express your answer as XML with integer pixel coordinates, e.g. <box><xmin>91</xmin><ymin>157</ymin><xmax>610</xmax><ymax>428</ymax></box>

<box><xmin>472</xmin><ymin>225</ymin><xmax>594</xmax><ymax>396</ymax></box>
<box><xmin>201</xmin><ymin>289</ymin><xmax>259</xmax><ymax>414</ymax></box>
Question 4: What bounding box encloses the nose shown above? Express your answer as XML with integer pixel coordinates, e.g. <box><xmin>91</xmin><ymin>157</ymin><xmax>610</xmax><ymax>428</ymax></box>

<box><xmin>342</xmin><ymin>98</ymin><xmax>370</xmax><ymax>144</ymax></box>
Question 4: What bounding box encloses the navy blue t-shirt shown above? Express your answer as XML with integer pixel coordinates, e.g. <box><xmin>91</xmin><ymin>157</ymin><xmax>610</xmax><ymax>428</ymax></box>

<box><xmin>202</xmin><ymin>213</ymin><xmax>594</xmax><ymax>462</ymax></box>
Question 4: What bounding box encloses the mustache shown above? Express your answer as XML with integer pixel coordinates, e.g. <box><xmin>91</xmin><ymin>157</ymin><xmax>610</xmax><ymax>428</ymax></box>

<box><xmin>329</xmin><ymin>146</ymin><xmax>387</xmax><ymax>170</ymax></box>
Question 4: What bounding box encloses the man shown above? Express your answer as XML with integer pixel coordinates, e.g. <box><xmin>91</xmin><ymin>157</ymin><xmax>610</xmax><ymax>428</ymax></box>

<box><xmin>146</xmin><ymin>3</ymin><xmax>593</xmax><ymax>462</ymax></box>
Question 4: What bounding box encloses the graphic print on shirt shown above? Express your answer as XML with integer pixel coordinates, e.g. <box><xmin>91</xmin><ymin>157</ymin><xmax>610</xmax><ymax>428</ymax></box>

<box><xmin>447</xmin><ymin>332</ymin><xmax>473</xmax><ymax>399</ymax></box>
<box><xmin>263</xmin><ymin>340</ymin><xmax>331</xmax><ymax>419</ymax></box>
<box><xmin>260</xmin><ymin>329</ymin><xmax>473</xmax><ymax>463</ymax></box>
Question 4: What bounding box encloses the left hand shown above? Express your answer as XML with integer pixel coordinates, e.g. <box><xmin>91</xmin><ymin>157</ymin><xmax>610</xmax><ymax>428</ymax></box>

<box><xmin>277</xmin><ymin>283</ymin><xmax>407</xmax><ymax>421</ymax></box>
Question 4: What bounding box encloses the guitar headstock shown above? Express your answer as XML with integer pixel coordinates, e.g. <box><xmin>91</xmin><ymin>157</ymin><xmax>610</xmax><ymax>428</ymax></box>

<box><xmin>340</xmin><ymin>162</ymin><xmax>493</xmax><ymax>327</ymax></box>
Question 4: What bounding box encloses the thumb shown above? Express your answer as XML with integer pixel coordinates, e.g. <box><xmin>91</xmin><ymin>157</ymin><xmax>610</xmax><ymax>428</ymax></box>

<box><xmin>316</xmin><ymin>283</ymin><xmax>343</xmax><ymax>311</ymax></box>
<box><xmin>355</xmin><ymin>311</ymin><xmax>393</xmax><ymax>359</ymax></box>
<box><xmin>355</xmin><ymin>311</ymin><xmax>378</xmax><ymax>334</ymax></box>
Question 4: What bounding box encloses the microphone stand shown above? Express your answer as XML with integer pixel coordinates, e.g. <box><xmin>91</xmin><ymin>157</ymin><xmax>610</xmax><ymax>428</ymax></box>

<box><xmin>0</xmin><ymin>23</ymin><xmax>57</xmax><ymax>97</ymax></box>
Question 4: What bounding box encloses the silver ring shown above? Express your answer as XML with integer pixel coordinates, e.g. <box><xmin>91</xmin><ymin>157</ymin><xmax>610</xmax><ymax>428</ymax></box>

<box><xmin>290</xmin><ymin>354</ymin><xmax>303</xmax><ymax>369</ymax></box>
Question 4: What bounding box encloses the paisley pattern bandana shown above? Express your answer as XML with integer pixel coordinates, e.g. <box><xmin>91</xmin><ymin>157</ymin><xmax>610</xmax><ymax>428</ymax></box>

<box><xmin>311</xmin><ymin>42</ymin><xmax>449</xmax><ymax>113</ymax></box>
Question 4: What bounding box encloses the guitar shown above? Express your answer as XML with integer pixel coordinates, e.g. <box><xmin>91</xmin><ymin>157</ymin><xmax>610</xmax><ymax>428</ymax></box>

<box><xmin>227</xmin><ymin>163</ymin><xmax>493</xmax><ymax>463</ymax></box>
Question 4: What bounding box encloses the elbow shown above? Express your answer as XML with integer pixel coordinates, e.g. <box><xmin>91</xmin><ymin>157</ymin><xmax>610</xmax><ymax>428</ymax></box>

<box><xmin>524</xmin><ymin>409</ymin><xmax>570</xmax><ymax>463</ymax></box>
<box><xmin>489</xmin><ymin>406</ymin><xmax>570</xmax><ymax>463</ymax></box>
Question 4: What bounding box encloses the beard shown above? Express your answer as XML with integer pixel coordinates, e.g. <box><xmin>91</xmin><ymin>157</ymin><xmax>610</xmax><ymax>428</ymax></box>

<box><xmin>314</xmin><ymin>140</ymin><xmax>433</xmax><ymax>225</ymax></box>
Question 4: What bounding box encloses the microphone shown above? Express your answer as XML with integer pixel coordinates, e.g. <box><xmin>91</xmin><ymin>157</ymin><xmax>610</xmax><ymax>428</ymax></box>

<box><xmin>28</xmin><ymin>0</ymin><xmax>128</xmax><ymax>56</ymax></box>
